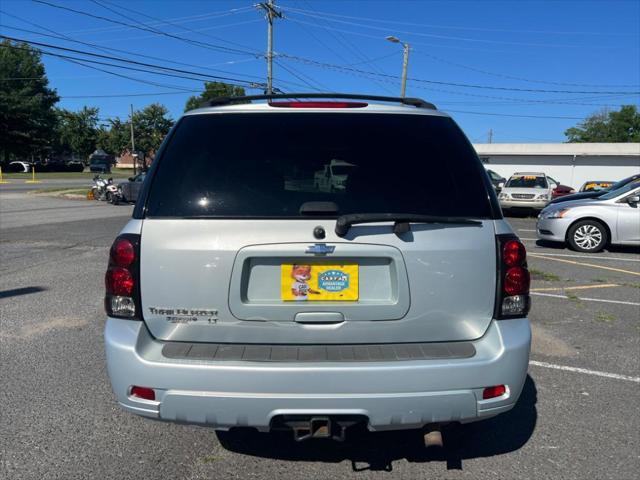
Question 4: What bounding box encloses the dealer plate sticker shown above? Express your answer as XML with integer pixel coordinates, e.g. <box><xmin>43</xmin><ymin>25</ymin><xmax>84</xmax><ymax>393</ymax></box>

<box><xmin>281</xmin><ymin>264</ymin><xmax>359</xmax><ymax>301</ymax></box>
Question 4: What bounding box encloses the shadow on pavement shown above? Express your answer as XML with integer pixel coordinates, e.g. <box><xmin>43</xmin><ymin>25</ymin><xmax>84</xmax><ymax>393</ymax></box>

<box><xmin>0</xmin><ymin>286</ymin><xmax>47</xmax><ymax>299</ymax></box>
<box><xmin>216</xmin><ymin>375</ymin><xmax>537</xmax><ymax>472</ymax></box>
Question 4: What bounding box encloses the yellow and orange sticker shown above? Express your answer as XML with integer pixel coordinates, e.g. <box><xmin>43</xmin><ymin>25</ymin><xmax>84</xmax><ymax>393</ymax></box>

<box><xmin>281</xmin><ymin>263</ymin><xmax>359</xmax><ymax>301</ymax></box>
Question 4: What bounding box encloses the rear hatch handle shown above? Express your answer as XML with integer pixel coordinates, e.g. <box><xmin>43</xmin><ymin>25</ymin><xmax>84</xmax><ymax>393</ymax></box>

<box><xmin>335</xmin><ymin>213</ymin><xmax>482</xmax><ymax>237</ymax></box>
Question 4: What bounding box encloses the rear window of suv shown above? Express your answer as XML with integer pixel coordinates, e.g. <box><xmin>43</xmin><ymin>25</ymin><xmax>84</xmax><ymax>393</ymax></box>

<box><xmin>145</xmin><ymin>113</ymin><xmax>493</xmax><ymax>218</ymax></box>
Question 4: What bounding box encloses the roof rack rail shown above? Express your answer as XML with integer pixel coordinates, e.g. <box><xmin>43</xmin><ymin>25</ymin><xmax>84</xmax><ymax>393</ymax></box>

<box><xmin>203</xmin><ymin>93</ymin><xmax>437</xmax><ymax>110</ymax></box>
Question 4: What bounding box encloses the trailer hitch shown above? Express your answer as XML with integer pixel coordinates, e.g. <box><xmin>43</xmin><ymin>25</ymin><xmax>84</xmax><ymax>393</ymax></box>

<box><xmin>275</xmin><ymin>415</ymin><xmax>364</xmax><ymax>442</ymax></box>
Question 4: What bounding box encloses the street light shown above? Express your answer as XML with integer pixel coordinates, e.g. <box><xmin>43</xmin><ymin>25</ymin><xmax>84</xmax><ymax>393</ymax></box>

<box><xmin>386</xmin><ymin>36</ymin><xmax>410</xmax><ymax>98</ymax></box>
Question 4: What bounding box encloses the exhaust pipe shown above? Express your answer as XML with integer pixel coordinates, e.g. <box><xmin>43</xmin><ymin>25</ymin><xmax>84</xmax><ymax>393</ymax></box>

<box><xmin>423</xmin><ymin>426</ymin><xmax>444</xmax><ymax>448</ymax></box>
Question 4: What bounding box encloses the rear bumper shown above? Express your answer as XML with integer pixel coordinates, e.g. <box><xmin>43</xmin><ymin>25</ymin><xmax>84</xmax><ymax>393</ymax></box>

<box><xmin>104</xmin><ymin>318</ymin><xmax>531</xmax><ymax>431</ymax></box>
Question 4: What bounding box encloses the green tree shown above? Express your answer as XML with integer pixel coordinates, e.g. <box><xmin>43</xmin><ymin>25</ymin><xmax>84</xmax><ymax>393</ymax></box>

<box><xmin>133</xmin><ymin>103</ymin><xmax>174</xmax><ymax>156</ymax></box>
<box><xmin>54</xmin><ymin>106</ymin><xmax>100</xmax><ymax>159</ymax></box>
<box><xmin>184</xmin><ymin>81</ymin><xmax>246</xmax><ymax>111</ymax></box>
<box><xmin>565</xmin><ymin>105</ymin><xmax>640</xmax><ymax>142</ymax></box>
<box><xmin>0</xmin><ymin>39</ymin><xmax>59</xmax><ymax>161</ymax></box>
<box><xmin>97</xmin><ymin>118</ymin><xmax>130</xmax><ymax>156</ymax></box>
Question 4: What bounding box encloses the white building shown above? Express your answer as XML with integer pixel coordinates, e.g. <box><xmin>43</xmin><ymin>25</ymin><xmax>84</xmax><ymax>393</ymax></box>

<box><xmin>474</xmin><ymin>143</ymin><xmax>640</xmax><ymax>190</ymax></box>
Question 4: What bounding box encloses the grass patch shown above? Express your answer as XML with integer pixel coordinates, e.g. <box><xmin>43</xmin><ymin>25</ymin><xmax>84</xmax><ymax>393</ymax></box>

<box><xmin>591</xmin><ymin>278</ymin><xmax>608</xmax><ymax>283</ymax></box>
<box><xmin>33</xmin><ymin>187</ymin><xmax>90</xmax><ymax>196</ymax></box>
<box><xmin>596</xmin><ymin>312</ymin><xmax>616</xmax><ymax>323</ymax></box>
<box><xmin>201</xmin><ymin>455</ymin><xmax>217</xmax><ymax>464</ymax></box>
<box><xmin>529</xmin><ymin>268</ymin><xmax>561</xmax><ymax>281</ymax></box>
<box><xmin>622</xmin><ymin>282</ymin><xmax>640</xmax><ymax>289</ymax></box>
<box><xmin>34</xmin><ymin>187</ymin><xmax>85</xmax><ymax>193</ymax></box>
<box><xmin>566</xmin><ymin>292</ymin><xmax>582</xmax><ymax>304</ymax></box>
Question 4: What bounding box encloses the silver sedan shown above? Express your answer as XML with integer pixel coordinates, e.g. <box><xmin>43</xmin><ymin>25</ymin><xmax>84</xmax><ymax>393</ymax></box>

<box><xmin>536</xmin><ymin>184</ymin><xmax>640</xmax><ymax>252</ymax></box>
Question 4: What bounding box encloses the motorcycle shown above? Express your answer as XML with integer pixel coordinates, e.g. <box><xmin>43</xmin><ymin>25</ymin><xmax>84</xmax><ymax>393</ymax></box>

<box><xmin>105</xmin><ymin>178</ymin><xmax>119</xmax><ymax>203</ymax></box>
<box><xmin>91</xmin><ymin>175</ymin><xmax>108</xmax><ymax>201</ymax></box>
<box><xmin>92</xmin><ymin>175</ymin><xmax>120</xmax><ymax>202</ymax></box>
<box><xmin>108</xmin><ymin>183</ymin><xmax>124</xmax><ymax>205</ymax></box>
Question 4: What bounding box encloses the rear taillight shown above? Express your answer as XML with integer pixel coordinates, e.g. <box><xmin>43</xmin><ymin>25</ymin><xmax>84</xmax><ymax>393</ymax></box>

<box><xmin>130</xmin><ymin>386</ymin><xmax>155</xmax><ymax>401</ymax></box>
<box><xmin>105</xmin><ymin>234</ymin><xmax>141</xmax><ymax>319</ymax></box>
<box><xmin>482</xmin><ymin>385</ymin><xmax>507</xmax><ymax>400</ymax></box>
<box><xmin>495</xmin><ymin>235</ymin><xmax>530</xmax><ymax>319</ymax></box>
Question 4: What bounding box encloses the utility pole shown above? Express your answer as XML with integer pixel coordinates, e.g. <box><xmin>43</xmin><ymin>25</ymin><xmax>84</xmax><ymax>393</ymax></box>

<box><xmin>488</xmin><ymin>129</ymin><xmax>493</xmax><ymax>144</ymax></box>
<box><xmin>257</xmin><ymin>0</ymin><xmax>282</xmax><ymax>95</ymax></box>
<box><xmin>386</xmin><ymin>36</ymin><xmax>410</xmax><ymax>97</ymax></box>
<box><xmin>130</xmin><ymin>104</ymin><xmax>136</xmax><ymax>175</ymax></box>
<box><xmin>400</xmin><ymin>42</ymin><xmax>409</xmax><ymax>98</ymax></box>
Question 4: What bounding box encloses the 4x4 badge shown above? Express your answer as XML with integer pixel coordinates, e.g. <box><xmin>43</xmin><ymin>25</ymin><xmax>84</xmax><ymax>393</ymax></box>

<box><xmin>305</xmin><ymin>243</ymin><xmax>335</xmax><ymax>255</ymax></box>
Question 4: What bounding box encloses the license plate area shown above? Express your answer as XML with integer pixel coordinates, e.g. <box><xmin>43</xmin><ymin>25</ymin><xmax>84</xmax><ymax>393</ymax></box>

<box><xmin>228</xmin><ymin>243</ymin><xmax>410</xmax><ymax>321</ymax></box>
<box><xmin>282</xmin><ymin>263</ymin><xmax>359</xmax><ymax>301</ymax></box>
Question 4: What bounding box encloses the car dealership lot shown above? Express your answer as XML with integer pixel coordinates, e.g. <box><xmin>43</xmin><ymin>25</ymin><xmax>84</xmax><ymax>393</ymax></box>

<box><xmin>1</xmin><ymin>192</ymin><xmax>638</xmax><ymax>480</ymax></box>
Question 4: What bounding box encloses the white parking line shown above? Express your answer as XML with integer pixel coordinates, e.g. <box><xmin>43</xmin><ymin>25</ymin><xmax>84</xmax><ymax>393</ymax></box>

<box><xmin>531</xmin><ymin>292</ymin><xmax>640</xmax><ymax>306</ymax></box>
<box><xmin>520</xmin><ymin>238</ymin><xmax>538</xmax><ymax>241</ymax></box>
<box><xmin>529</xmin><ymin>360</ymin><xmax>640</xmax><ymax>383</ymax></box>
<box><xmin>528</xmin><ymin>252</ymin><xmax>640</xmax><ymax>263</ymax></box>
<box><xmin>518</xmin><ymin>229</ymin><xmax>536</xmax><ymax>232</ymax></box>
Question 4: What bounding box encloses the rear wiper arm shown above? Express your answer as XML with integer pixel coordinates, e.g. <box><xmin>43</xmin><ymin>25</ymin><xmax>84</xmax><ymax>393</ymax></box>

<box><xmin>335</xmin><ymin>213</ymin><xmax>482</xmax><ymax>237</ymax></box>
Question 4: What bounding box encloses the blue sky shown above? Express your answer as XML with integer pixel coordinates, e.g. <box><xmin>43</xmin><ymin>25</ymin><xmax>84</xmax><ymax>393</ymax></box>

<box><xmin>2</xmin><ymin>0</ymin><xmax>639</xmax><ymax>143</ymax></box>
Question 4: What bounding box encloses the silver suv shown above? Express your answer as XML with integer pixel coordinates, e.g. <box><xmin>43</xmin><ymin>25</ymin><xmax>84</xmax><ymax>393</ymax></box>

<box><xmin>499</xmin><ymin>172</ymin><xmax>556</xmax><ymax>212</ymax></box>
<box><xmin>104</xmin><ymin>94</ymin><xmax>531</xmax><ymax>442</ymax></box>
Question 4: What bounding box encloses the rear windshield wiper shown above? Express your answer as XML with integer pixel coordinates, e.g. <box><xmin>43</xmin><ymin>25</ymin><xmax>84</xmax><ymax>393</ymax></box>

<box><xmin>335</xmin><ymin>213</ymin><xmax>482</xmax><ymax>237</ymax></box>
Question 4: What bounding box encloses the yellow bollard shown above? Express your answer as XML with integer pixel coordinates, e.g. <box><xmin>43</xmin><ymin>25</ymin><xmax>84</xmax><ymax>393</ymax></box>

<box><xmin>24</xmin><ymin>165</ymin><xmax>41</xmax><ymax>184</ymax></box>
<box><xmin>0</xmin><ymin>167</ymin><xmax>10</xmax><ymax>184</ymax></box>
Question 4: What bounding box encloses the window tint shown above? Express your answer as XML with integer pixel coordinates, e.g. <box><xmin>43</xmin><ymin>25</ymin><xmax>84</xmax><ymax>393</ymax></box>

<box><xmin>145</xmin><ymin>113</ymin><xmax>492</xmax><ymax>218</ymax></box>
<box><xmin>506</xmin><ymin>176</ymin><xmax>548</xmax><ymax>189</ymax></box>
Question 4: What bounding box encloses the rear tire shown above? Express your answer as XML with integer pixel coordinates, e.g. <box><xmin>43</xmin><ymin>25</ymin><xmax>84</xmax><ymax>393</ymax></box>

<box><xmin>567</xmin><ymin>220</ymin><xmax>608</xmax><ymax>253</ymax></box>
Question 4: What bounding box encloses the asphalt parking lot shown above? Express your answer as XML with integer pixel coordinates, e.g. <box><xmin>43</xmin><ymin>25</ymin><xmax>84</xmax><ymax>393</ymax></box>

<box><xmin>1</xmin><ymin>191</ymin><xmax>639</xmax><ymax>480</ymax></box>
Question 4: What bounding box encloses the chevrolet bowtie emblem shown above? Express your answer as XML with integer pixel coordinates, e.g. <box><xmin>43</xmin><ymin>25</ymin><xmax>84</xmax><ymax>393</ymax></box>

<box><xmin>305</xmin><ymin>243</ymin><xmax>335</xmax><ymax>255</ymax></box>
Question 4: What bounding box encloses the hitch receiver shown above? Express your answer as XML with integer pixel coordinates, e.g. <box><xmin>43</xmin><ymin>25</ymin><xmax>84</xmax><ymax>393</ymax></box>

<box><xmin>276</xmin><ymin>415</ymin><xmax>363</xmax><ymax>442</ymax></box>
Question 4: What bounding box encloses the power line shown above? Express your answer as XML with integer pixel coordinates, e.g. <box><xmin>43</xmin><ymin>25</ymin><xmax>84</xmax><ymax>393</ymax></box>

<box><xmin>0</xmin><ymin>14</ymin><xmax>264</xmax><ymax>82</ymax></box>
<box><xmin>31</xmin><ymin>0</ymin><xmax>256</xmax><ymax>56</ymax></box>
<box><xmin>62</xmin><ymin>91</ymin><xmax>202</xmax><ymax>99</ymax></box>
<box><xmin>92</xmin><ymin>0</ymin><xmax>256</xmax><ymax>53</ymax></box>
<box><xmin>58</xmin><ymin>56</ymin><xmax>197</xmax><ymax>92</ymax></box>
<box><xmin>61</xmin><ymin>5</ymin><xmax>255</xmax><ymax>36</ymax></box>
<box><xmin>277</xmin><ymin>53</ymin><xmax>640</xmax><ymax>95</ymax></box>
<box><xmin>0</xmin><ymin>39</ymin><xmax>265</xmax><ymax>92</ymax></box>
<box><xmin>285</xmin><ymin>16</ymin><xmax>512</xmax><ymax>54</ymax></box>
<box><xmin>0</xmin><ymin>35</ymin><xmax>263</xmax><ymax>86</ymax></box>
<box><xmin>445</xmin><ymin>110</ymin><xmax>586</xmax><ymax>120</ymax></box>
<box><xmin>283</xmin><ymin>5</ymin><xmax>639</xmax><ymax>40</ymax></box>
<box><xmin>273</xmin><ymin>59</ymin><xmax>323</xmax><ymax>92</ymax></box>
<box><xmin>412</xmin><ymin>50</ymin><xmax>640</xmax><ymax>89</ymax></box>
<box><xmin>28</xmin><ymin>0</ymin><xmax>313</xmax><ymax>93</ymax></box>
<box><xmin>294</xmin><ymin>0</ymin><xmax>395</xmax><ymax>95</ymax></box>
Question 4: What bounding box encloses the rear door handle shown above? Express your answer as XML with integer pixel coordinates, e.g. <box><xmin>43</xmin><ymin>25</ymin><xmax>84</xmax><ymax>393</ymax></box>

<box><xmin>294</xmin><ymin>312</ymin><xmax>345</xmax><ymax>324</ymax></box>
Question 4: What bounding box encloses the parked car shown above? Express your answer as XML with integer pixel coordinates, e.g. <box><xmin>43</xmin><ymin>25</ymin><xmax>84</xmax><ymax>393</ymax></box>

<box><xmin>485</xmin><ymin>168</ymin><xmax>506</xmax><ymax>192</ymax></box>
<box><xmin>104</xmin><ymin>94</ymin><xmax>531</xmax><ymax>442</ymax></box>
<box><xmin>498</xmin><ymin>172</ymin><xmax>556</xmax><ymax>212</ymax></box>
<box><xmin>89</xmin><ymin>149</ymin><xmax>115</xmax><ymax>173</ymax></box>
<box><xmin>117</xmin><ymin>172</ymin><xmax>146</xmax><ymax>203</ymax></box>
<box><xmin>548</xmin><ymin>173</ymin><xmax>640</xmax><ymax>206</ymax></box>
<box><xmin>579</xmin><ymin>180</ymin><xmax>613</xmax><ymax>192</ymax></box>
<box><xmin>546</xmin><ymin>177</ymin><xmax>575</xmax><ymax>199</ymax></box>
<box><xmin>537</xmin><ymin>182</ymin><xmax>640</xmax><ymax>252</ymax></box>
<box><xmin>8</xmin><ymin>161</ymin><xmax>32</xmax><ymax>173</ymax></box>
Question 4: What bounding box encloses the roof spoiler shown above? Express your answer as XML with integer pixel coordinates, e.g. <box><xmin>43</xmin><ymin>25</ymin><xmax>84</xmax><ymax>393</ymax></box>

<box><xmin>201</xmin><ymin>93</ymin><xmax>437</xmax><ymax>110</ymax></box>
